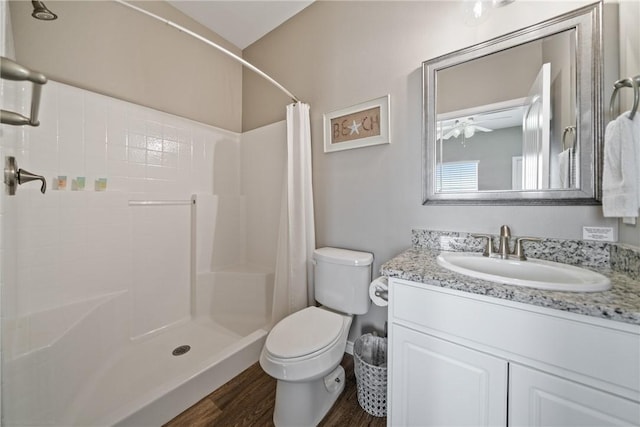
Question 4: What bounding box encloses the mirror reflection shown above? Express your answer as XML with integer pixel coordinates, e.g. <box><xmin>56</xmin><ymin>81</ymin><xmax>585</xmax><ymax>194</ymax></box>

<box><xmin>435</xmin><ymin>29</ymin><xmax>577</xmax><ymax>193</ymax></box>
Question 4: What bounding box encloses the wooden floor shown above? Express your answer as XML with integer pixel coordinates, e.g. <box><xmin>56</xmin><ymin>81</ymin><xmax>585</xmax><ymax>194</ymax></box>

<box><xmin>165</xmin><ymin>354</ymin><xmax>387</xmax><ymax>426</ymax></box>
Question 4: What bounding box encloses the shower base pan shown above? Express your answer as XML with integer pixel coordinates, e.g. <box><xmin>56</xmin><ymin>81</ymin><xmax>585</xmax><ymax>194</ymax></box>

<box><xmin>71</xmin><ymin>317</ymin><xmax>267</xmax><ymax>426</ymax></box>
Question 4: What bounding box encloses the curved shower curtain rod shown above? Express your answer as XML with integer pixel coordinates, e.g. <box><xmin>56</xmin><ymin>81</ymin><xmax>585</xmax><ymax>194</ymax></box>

<box><xmin>114</xmin><ymin>0</ymin><xmax>301</xmax><ymax>104</ymax></box>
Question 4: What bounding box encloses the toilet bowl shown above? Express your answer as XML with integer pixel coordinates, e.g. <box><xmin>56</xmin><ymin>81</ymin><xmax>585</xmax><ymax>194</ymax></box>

<box><xmin>261</xmin><ymin>306</ymin><xmax>352</xmax><ymax>381</ymax></box>
<box><xmin>260</xmin><ymin>307</ymin><xmax>352</xmax><ymax>426</ymax></box>
<box><xmin>260</xmin><ymin>247</ymin><xmax>373</xmax><ymax>426</ymax></box>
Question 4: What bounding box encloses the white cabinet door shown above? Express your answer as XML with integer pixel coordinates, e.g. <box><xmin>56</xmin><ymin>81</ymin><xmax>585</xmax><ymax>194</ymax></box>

<box><xmin>509</xmin><ymin>363</ymin><xmax>640</xmax><ymax>426</ymax></box>
<box><xmin>389</xmin><ymin>324</ymin><xmax>508</xmax><ymax>426</ymax></box>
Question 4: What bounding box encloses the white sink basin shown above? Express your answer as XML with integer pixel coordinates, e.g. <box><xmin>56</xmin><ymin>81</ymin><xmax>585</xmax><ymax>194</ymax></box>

<box><xmin>436</xmin><ymin>252</ymin><xmax>611</xmax><ymax>292</ymax></box>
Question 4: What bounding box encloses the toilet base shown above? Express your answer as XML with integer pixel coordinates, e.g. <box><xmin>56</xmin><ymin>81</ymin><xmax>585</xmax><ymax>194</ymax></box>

<box><xmin>273</xmin><ymin>365</ymin><xmax>346</xmax><ymax>427</ymax></box>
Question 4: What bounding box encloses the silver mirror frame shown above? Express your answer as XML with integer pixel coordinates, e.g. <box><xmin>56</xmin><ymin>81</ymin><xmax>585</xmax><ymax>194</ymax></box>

<box><xmin>422</xmin><ymin>2</ymin><xmax>604</xmax><ymax>205</ymax></box>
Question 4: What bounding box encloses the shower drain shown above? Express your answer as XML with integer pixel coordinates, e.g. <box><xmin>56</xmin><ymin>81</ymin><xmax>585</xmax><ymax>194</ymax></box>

<box><xmin>172</xmin><ymin>345</ymin><xmax>191</xmax><ymax>356</ymax></box>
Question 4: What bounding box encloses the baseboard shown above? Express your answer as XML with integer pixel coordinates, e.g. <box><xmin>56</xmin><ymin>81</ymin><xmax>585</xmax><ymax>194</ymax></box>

<box><xmin>345</xmin><ymin>340</ymin><xmax>354</xmax><ymax>355</ymax></box>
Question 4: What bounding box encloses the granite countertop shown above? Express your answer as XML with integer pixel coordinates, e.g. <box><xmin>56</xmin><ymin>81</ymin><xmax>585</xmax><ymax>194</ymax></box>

<box><xmin>381</xmin><ymin>247</ymin><xmax>640</xmax><ymax>326</ymax></box>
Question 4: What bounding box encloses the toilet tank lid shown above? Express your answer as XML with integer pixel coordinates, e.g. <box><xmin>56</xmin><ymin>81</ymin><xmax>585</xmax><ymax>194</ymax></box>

<box><xmin>313</xmin><ymin>247</ymin><xmax>373</xmax><ymax>266</ymax></box>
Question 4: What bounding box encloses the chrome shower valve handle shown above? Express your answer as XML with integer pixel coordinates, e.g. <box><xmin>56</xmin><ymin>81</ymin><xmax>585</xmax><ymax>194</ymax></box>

<box><xmin>17</xmin><ymin>168</ymin><xmax>47</xmax><ymax>194</ymax></box>
<box><xmin>4</xmin><ymin>156</ymin><xmax>46</xmax><ymax>195</ymax></box>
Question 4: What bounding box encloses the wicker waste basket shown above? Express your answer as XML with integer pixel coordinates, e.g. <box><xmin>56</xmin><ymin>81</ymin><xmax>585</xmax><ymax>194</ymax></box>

<box><xmin>353</xmin><ymin>333</ymin><xmax>387</xmax><ymax>417</ymax></box>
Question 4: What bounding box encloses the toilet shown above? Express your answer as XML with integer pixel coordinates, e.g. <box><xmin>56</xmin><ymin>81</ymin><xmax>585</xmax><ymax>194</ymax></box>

<box><xmin>260</xmin><ymin>247</ymin><xmax>373</xmax><ymax>426</ymax></box>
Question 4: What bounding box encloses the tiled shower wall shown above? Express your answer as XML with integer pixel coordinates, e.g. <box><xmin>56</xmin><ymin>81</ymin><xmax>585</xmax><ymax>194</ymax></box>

<box><xmin>18</xmin><ymin>80</ymin><xmax>228</xmax><ymax>197</ymax></box>
<box><xmin>2</xmin><ymin>79</ymin><xmax>241</xmax><ymax>334</ymax></box>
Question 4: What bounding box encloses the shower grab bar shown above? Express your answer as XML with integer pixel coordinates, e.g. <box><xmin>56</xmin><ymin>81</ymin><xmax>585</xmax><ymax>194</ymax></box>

<box><xmin>609</xmin><ymin>75</ymin><xmax>640</xmax><ymax>121</ymax></box>
<box><xmin>128</xmin><ymin>200</ymin><xmax>194</xmax><ymax>207</ymax></box>
<box><xmin>1</xmin><ymin>56</ymin><xmax>48</xmax><ymax>126</ymax></box>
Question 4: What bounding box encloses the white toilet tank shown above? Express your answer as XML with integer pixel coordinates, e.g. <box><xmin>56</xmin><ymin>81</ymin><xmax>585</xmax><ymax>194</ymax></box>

<box><xmin>313</xmin><ymin>247</ymin><xmax>373</xmax><ymax>315</ymax></box>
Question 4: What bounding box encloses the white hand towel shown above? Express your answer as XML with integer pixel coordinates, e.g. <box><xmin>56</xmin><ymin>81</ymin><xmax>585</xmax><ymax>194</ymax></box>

<box><xmin>602</xmin><ymin>111</ymin><xmax>640</xmax><ymax>217</ymax></box>
<box><xmin>558</xmin><ymin>148</ymin><xmax>572</xmax><ymax>189</ymax></box>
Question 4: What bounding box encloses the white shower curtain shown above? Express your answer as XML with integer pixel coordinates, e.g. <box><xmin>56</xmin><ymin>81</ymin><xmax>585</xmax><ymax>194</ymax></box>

<box><xmin>271</xmin><ymin>102</ymin><xmax>316</xmax><ymax>326</ymax></box>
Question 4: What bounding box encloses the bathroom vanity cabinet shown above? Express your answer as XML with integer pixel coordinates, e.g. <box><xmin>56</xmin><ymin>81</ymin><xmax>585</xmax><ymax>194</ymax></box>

<box><xmin>387</xmin><ymin>278</ymin><xmax>640</xmax><ymax>426</ymax></box>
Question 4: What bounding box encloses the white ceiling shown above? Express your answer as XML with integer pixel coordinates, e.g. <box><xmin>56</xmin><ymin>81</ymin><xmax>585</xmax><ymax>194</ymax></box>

<box><xmin>167</xmin><ymin>0</ymin><xmax>315</xmax><ymax>50</ymax></box>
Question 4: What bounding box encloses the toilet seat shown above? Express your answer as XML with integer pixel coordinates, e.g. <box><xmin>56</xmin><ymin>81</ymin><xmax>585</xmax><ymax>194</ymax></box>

<box><xmin>265</xmin><ymin>306</ymin><xmax>344</xmax><ymax>359</ymax></box>
<box><xmin>260</xmin><ymin>307</ymin><xmax>352</xmax><ymax>382</ymax></box>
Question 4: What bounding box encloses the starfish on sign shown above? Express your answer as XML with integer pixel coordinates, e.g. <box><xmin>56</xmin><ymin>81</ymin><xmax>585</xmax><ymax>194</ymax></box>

<box><xmin>348</xmin><ymin>120</ymin><xmax>362</xmax><ymax>135</ymax></box>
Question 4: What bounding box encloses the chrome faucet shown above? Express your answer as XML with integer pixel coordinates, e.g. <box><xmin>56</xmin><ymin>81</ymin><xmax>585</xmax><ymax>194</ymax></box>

<box><xmin>497</xmin><ymin>225</ymin><xmax>512</xmax><ymax>259</ymax></box>
<box><xmin>472</xmin><ymin>225</ymin><xmax>541</xmax><ymax>260</ymax></box>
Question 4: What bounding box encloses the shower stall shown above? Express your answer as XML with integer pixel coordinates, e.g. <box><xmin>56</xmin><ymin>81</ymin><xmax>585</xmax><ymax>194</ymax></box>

<box><xmin>0</xmin><ymin>1</ymin><xmax>291</xmax><ymax>420</ymax></box>
<box><xmin>0</xmin><ymin>77</ymin><xmax>286</xmax><ymax>425</ymax></box>
<box><xmin>0</xmin><ymin>75</ymin><xmax>287</xmax><ymax>425</ymax></box>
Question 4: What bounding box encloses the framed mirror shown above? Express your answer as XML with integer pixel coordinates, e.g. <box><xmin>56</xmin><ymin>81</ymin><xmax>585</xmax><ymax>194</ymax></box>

<box><xmin>422</xmin><ymin>2</ymin><xmax>604</xmax><ymax>205</ymax></box>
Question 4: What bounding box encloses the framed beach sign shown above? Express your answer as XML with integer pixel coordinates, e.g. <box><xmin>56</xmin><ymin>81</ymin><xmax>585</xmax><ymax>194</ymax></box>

<box><xmin>323</xmin><ymin>95</ymin><xmax>390</xmax><ymax>153</ymax></box>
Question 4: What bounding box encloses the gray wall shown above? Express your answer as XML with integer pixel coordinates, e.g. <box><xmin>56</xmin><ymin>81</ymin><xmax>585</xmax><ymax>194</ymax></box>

<box><xmin>9</xmin><ymin>0</ymin><xmax>243</xmax><ymax>131</ymax></box>
<box><xmin>242</xmin><ymin>1</ymin><xmax>623</xmax><ymax>337</ymax></box>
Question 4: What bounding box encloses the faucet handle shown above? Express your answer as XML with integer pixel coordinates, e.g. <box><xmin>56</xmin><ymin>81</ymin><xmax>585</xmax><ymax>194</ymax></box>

<box><xmin>513</xmin><ymin>237</ymin><xmax>542</xmax><ymax>261</ymax></box>
<box><xmin>471</xmin><ymin>234</ymin><xmax>495</xmax><ymax>257</ymax></box>
<box><xmin>17</xmin><ymin>167</ymin><xmax>46</xmax><ymax>193</ymax></box>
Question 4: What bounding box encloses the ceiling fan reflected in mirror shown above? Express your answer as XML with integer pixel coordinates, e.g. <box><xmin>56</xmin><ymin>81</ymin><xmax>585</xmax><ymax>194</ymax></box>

<box><xmin>439</xmin><ymin>117</ymin><xmax>493</xmax><ymax>140</ymax></box>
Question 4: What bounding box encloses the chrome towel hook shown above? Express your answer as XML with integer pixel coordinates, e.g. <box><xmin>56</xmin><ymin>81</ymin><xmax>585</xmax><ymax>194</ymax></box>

<box><xmin>609</xmin><ymin>75</ymin><xmax>640</xmax><ymax>121</ymax></box>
